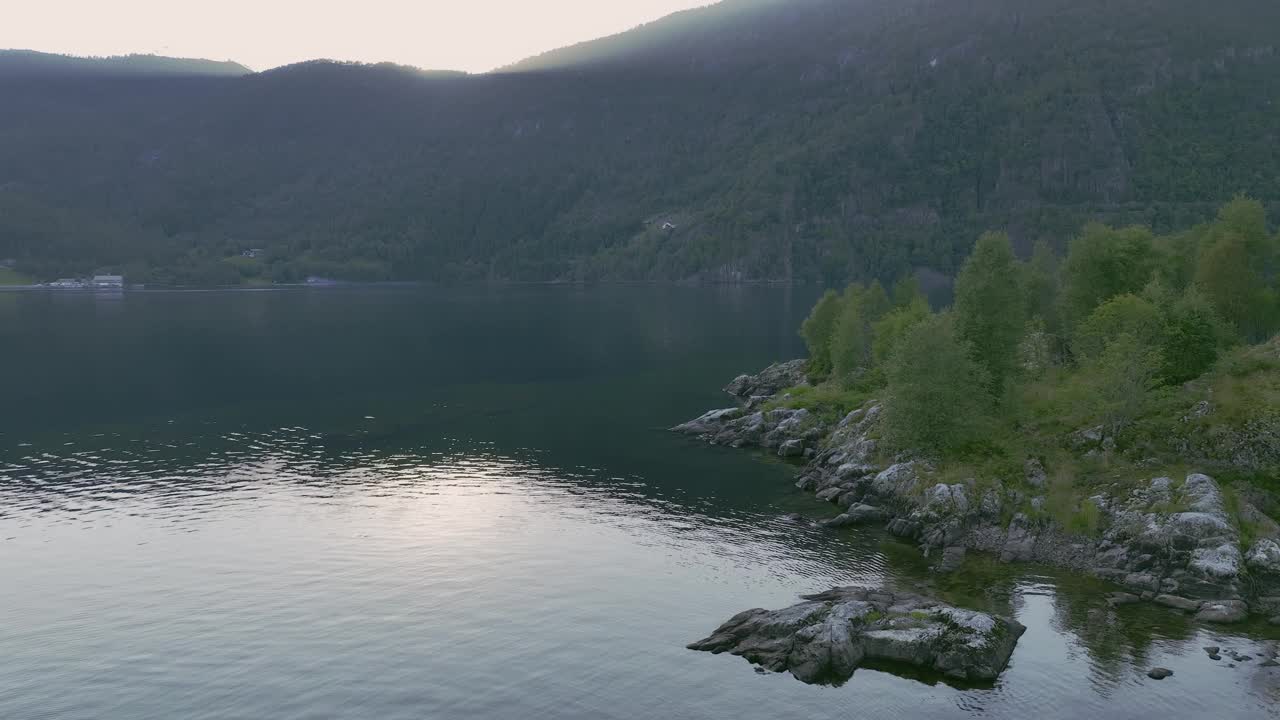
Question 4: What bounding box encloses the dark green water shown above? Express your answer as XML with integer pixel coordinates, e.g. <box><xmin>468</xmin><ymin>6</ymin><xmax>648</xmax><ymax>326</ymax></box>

<box><xmin>1</xmin><ymin>285</ymin><xmax>1276</xmax><ymax>719</ymax></box>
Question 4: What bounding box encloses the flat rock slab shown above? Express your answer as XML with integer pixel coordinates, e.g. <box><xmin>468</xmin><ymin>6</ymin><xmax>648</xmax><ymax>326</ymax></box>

<box><xmin>688</xmin><ymin>586</ymin><xmax>1026</xmax><ymax>684</ymax></box>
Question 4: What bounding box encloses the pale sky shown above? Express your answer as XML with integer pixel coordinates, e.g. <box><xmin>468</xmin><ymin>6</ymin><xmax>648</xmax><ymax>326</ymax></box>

<box><xmin>1</xmin><ymin>1</ymin><xmax>716</xmax><ymax>73</ymax></box>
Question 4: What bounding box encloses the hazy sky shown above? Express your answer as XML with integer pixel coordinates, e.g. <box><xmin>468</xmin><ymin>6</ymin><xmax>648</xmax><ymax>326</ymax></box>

<box><xmin>2</xmin><ymin>1</ymin><xmax>714</xmax><ymax>73</ymax></box>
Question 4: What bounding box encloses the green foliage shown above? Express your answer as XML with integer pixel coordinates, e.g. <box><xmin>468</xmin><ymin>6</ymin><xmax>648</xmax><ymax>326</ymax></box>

<box><xmin>1060</xmin><ymin>224</ymin><xmax>1156</xmax><ymax>334</ymax></box>
<box><xmin>764</xmin><ymin>381</ymin><xmax>876</xmax><ymax>426</ymax></box>
<box><xmin>1195</xmin><ymin>232</ymin><xmax>1271</xmax><ymax>341</ymax></box>
<box><xmin>830</xmin><ymin>281</ymin><xmax>890</xmax><ymax>377</ymax></box>
<box><xmin>800</xmin><ymin>290</ymin><xmax>843</xmax><ymax>379</ymax></box>
<box><xmin>1150</xmin><ymin>228</ymin><xmax>1202</xmax><ymax>291</ymax></box>
<box><xmin>1022</xmin><ymin>240</ymin><xmax>1061</xmax><ymax>333</ymax></box>
<box><xmin>872</xmin><ymin>296</ymin><xmax>931</xmax><ymax>367</ymax></box>
<box><xmin>1158</xmin><ymin>288</ymin><xmax>1232</xmax><ymax>383</ymax></box>
<box><xmin>891</xmin><ymin>275</ymin><xmax>923</xmax><ymax>309</ymax></box>
<box><xmin>1205</xmin><ymin>339</ymin><xmax>1280</xmax><ymax>426</ymax></box>
<box><xmin>954</xmin><ymin>232</ymin><xmax>1025</xmax><ymax>391</ymax></box>
<box><xmin>1084</xmin><ymin>333</ymin><xmax>1164</xmax><ymax>434</ymax></box>
<box><xmin>1073</xmin><ymin>294</ymin><xmax>1162</xmax><ymax>362</ymax></box>
<box><xmin>881</xmin><ymin>314</ymin><xmax>993</xmax><ymax>454</ymax></box>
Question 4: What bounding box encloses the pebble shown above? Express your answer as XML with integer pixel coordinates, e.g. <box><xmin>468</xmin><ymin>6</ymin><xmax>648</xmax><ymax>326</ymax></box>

<box><xmin>1147</xmin><ymin>667</ymin><xmax>1174</xmax><ymax>680</ymax></box>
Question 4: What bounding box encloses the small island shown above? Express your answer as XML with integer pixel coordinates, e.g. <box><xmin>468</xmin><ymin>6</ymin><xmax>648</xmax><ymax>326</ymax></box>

<box><xmin>689</xmin><ymin>586</ymin><xmax>1026</xmax><ymax>684</ymax></box>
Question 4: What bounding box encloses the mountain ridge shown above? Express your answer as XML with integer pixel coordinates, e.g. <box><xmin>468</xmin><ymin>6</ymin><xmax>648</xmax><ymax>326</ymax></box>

<box><xmin>1</xmin><ymin>0</ymin><xmax>1278</xmax><ymax>285</ymax></box>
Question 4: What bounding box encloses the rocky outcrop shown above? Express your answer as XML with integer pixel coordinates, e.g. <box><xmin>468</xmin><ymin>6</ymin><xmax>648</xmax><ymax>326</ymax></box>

<box><xmin>672</xmin><ymin>361</ymin><xmax>827</xmax><ymax>457</ymax></box>
<box><xmin>723</xmin><ymin>359</ymin><xmax>809</xmax><ymax>403</ymax></box>
<box><xmin>671</xmin><ymin>406</ymin><xmax>828</xmax><ymax>456</ymax></box>
<box><xmin>688</xmin><ymin>586</ymin><xmax>1025</xmax><ymax>684</ymax></box>
<box><xmin>1091</xmin><ymin>474</ymin><xmax>1248</xmax><ymax>602</ymax></box>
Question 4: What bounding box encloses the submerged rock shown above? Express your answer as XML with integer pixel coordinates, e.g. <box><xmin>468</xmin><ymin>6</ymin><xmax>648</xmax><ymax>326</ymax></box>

<box><xmin>936</xmin><ymin>546</ymin><xmax>967</xmax><ymax>574</ymax></box>
<box><xmin>1148</xmin><ymin>667</ymin><xmax>1174</xmax><ymax>680</ymax></box>
<box><xmin>688</xmin><ymin>586</ymin><xmax>1025</xmax><ymax>684</ymax></box>
<box><xmin>1153</xmin><ymin>594</ymin><xmax>1201</xmax><ymax>612</ymax></box>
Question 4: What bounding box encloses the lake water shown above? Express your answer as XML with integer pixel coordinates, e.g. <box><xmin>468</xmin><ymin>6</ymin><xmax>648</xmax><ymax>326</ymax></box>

<box><xmin>1</xmin><ymin>285</ymin><xmax>1277</xmax><ymax>719</ymax></box>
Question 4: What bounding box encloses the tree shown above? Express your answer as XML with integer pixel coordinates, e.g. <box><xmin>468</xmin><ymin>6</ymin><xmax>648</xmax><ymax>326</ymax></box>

<box><xmin>871</xmin><ymin>295</ymin><xmax>931</xmax><ymax>367</ymax></box>
<box><xmin>1072</xmin><ymin>294</ymin><xmax>1163</xmax><ymax>362</ymax></box>
<box><xmin>800</xmin><ymin>290</ymin><xmax>843</xmax><ymax>378</ymax></box>
<box><xmin>891</xmin><ymin>274</ymin><xmax>923</xmax><ymax>309</ymax></box>
<box><xmin>1060</xmin><ymin>224</ymin><xmax>1155</xmax><ymax>333</ymax></box>
<box><xmin>1159</xmin><ymin>288</ymin><xmax>1231</xmax><ymax>383</ymax></box>
<box><xmin>830</xmin><ymin>281</ymin><xmax>890</xmax><ymax>377</ymax></box>
<box><xmin>881</xmin><ymin>314</ymin><xmax>992</xmax><ymax>454</ymax></box>
<box><xmin>1022</xmin><ymin>239</ymin><xmax>1060</xmax><ymax>333</ymax></box>
<box><xmin>1085</xmin><ymin>332</ymin><xmax>1163</xmax><ymax>435</ymax></box>
<box><xmin>1195</xmin><ymin>232</ymin><xmax>1267</xmax><ymax>340</ymax></box>
<box><xmin>954</xmin><ymin>231</ymin><xmax>1025</xmax><ymax>391</ymax></box>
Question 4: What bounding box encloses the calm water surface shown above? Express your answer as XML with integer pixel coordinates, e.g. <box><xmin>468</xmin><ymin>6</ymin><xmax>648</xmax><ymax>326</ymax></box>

<box><xmin>1</xmin><ymin>286</ymin><xmax>1277</xmax><ymax>719</ymax></box>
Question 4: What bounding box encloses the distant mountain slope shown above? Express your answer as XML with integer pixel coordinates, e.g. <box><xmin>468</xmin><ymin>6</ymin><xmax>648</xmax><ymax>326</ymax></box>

<box><xmin>0</xmin><ymin>49</ymin><xmax>250</xmax><ymax>77</ymax></box>
<box><xmin>1</xmin><ymin>0</ymin><xmax>1278</xmax><ymax>285</ymax></box>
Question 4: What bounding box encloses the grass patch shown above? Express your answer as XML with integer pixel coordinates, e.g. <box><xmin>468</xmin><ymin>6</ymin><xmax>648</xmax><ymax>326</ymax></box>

<box><xmin>764</xmin><ymin>379</ymin><xmax>875</xmax><ymax>425</ymax></box>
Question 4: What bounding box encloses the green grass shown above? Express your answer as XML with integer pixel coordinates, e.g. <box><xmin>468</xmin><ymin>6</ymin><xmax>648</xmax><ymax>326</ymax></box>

<box><xmin>763</xmin><ymin>379</ymin><xmax>875</xmax><ymax>426</ymax></box>
<box><xmin>0</xmin><ymin>267</ymin><xmax>32</xmax><ymax>285</ymax></box>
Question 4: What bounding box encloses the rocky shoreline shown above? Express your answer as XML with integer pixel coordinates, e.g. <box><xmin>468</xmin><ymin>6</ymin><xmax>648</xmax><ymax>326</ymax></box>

<box><xmin>674</xmin><ymin>361</ymin><xmax>1280</xmax><ymax>625</ymax></box>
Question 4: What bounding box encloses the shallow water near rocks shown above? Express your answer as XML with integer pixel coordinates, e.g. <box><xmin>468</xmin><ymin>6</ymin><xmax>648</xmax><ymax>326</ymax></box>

<box><xmin>1</xmin><ymin>285</ymin><xmax>1277</xmax><ymax>719</ymax></box>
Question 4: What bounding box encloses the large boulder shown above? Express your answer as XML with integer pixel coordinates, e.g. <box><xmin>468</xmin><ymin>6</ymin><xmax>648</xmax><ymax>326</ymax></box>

<box><xmin>688</xmin><ymin>586</ymin><xmax>1025</xmax><ymax>684</ymax></box>
<box><xmin>724</xmin><ymin>359</ymin><xmax>808</xmax><ymax>401</ymax></box>
<box><xmin>670</xmin><ymin>407</ymin><xmax>742</xmax><ymax>436</ymax></box>
<box><xmin>1247</xmin><ymin>538</ymin><xmax>1280</xmax><ymax>595</ymax></box>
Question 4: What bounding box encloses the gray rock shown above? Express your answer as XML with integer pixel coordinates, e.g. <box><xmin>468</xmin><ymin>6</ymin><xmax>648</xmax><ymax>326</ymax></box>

<box><xmin>724</xmin><ymin>359</ymin><xmax>809</xmax><ymax>400</ymax></box>
<box><xmin>815</xmin><ymin>487</ymin><xmax>844</xmax><ymax>503</ymax></box>
<box><xmin>1024</xmin><ymin>457</ymin><xmax>1047</xmax><ymax>488</ymax></box>
<box><xmin>824</xmin><ymin>504</ymin><xmax>888</xmax><ymax>529</ymax></box>
<box><xmin>1195</xmin><ymin>600</ymin><xmax>1249</xmax><ymax>624</ymax></box>
<box><xmin>1204</xmin><ymin>646</ymin><xmax>1220</xmax><ymax>655</ymax></box>
<box><xmin>1247</xmin><ymin>538</ymin><xmax>1280</xmax><ymax>572</ymax></box>
<box><xmin>1183</xmin><ymin>400</ymin><xmax>1213</xmax><ymax>421</ymax></box>
<box><xmin>1106</xmin><ymin>592</ymin><xmax>1141</xmax><ymax>607</ymax></box>
<box><xmin>778</xmin><ymin>439</ymin><xmax>805</xmax><ymax>458</ymax></box>
<box><xmin>1123</xmin><ymin>573</ymin><xmax>1161</xmax><ymax>593</ymax></box>
<box><xmin>688</xmin><ymin>586</ymin><xmax>1026</xmax><ymax>684</ymax></box>
<box><xmin>1153</xmin><ymin>594</ymin><xmax>1201</xmax><ymax>612</ymax></box>
<box><xmin>924</xmin><ymin>483</ymin><xmax>970</xmax><ymax>516</ymax></box>
<box><xmin>886</xmin><ymin>518</ymin><xmax>920</xmax><ymax>538</ymax></box>
<box><xmin>1147</xmin><ymin>667</ymin><xmax>1174</xmax><ymax>680</ymax></box>
<box><xmin>671</xmin><ymin>407</ymin><xmax>742</xmax><ymax>435</ymax></box>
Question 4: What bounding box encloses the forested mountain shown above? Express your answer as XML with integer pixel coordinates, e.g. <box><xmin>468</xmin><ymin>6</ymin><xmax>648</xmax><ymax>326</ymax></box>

<box><xmin>2</xmin><ymin>0</ymin><xmax>1279</xmax><ymax>285</ymax></box>
<box><xmin>0</xmin><ymin>50</ymin><xmax>250</xmax><ymax>77</ymax></box>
